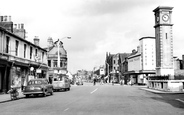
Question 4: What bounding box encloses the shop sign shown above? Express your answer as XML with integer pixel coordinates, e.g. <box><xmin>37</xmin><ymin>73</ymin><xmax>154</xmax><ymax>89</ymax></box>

<box><xmin>0</xmin><ymin>55</ymin><xmax>8</xmax><ymax>60</ymax></box>
<box><xmin>59</xmin><ymin>70</ymin><xmax>67</xmax><ymax>74</ymax></box>
<box><xmin>54</xmin><ymin>70</ymin><xmax>58</xmax><ymax>74</ymax></box>
<box><xmin>36</xmin><ymin>69</ymin><xmax>42</xmax><ymax>73</ymax></box>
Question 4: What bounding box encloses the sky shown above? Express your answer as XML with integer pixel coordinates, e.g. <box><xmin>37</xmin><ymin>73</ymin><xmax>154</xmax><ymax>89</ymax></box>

<box><xmin>0</xmin><ymin>0</ymin><xmax>184</xmax><ymax>73</ymax></box>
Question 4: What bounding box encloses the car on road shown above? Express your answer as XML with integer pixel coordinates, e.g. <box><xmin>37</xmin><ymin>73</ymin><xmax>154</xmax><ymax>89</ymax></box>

<box><xmin>23</xmin><ymin>78</ymin><xmax>53</xmax><ymax>97</ymax></box>
<box><xmin>52</xmin><ymin>75</ymin><xmax>71</xmax><ymax>91</ymax></box>
<box><xmin>76</xmin><ymin>79</ymin><xmax>83</xmax><ymax>85</ymax></box>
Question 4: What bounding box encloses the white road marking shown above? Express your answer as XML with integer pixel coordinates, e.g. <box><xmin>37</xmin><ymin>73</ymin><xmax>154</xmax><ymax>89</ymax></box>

<box><xmin>175</xmin><ymin>99</ymin><xmax>184</xmax><ymax>103</ymax></box>
<box><xmin>64</xmin><ymin>108</ymin><xmax>69</xmax><ymax>112</ymax></box>
<box><xmin>90</xmin><ymin>88</ymin><xmax>98</xmax><ymax>94</ymax></box>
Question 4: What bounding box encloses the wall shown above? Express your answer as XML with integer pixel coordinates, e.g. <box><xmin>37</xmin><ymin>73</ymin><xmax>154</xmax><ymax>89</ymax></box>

<box><xmin>128</xmin><ymin>55</ymin><xmax>141</xmax><ymax>72</ymax></box>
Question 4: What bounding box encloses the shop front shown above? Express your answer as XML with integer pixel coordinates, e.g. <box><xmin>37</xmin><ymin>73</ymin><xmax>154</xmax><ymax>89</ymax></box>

<box><xmin>0</xmin><ymin>56</ymin><xmax>11</xmax><ymax>93</ymax></box>
<box><xmin>10</xmin><ymin>61</ymin><xmax>29</xmax><ymax>92</ymax></box>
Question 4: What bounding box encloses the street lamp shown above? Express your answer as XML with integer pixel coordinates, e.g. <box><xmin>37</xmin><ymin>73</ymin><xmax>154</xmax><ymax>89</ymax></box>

<box><xmin>57</xmin><ymin>37</ymin><xmax>71</xmax><ymax>70</ymax></box>
<box><xmin>106</xmin><ymin>62</ymin><xmax>110</xmax><ymax>83</ymax></box>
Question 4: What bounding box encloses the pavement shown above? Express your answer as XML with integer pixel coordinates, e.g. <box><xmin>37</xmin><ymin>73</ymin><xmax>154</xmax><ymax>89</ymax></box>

<box><xmin>0</xmin><ymin>92</ymin><xmax>25</xmax><ymax>103</ymax></box>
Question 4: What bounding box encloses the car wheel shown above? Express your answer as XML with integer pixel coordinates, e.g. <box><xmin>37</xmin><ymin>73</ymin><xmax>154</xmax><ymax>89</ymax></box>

<box><xmin>25</xmin><ymin>95</ymin><xmax>29</xmax><ymax>98</ymax></box>
<box><xmin>43</xmin><ymin>90</ymin><xmax>47</xmax><ymax>97</ymax></box>
<box><xmin>43</xmin><ymin>92</ymin><xmax>47</xmax><ymax>97</ymax></box>
<box><xmin>68</xmin><ymin>88</ymin><xmax>70</xmax><ymax>91</ymax></box>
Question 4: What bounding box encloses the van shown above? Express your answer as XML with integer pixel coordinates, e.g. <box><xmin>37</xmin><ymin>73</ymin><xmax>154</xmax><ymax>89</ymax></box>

<box><xmin>52</xmin><ymin>75</ymin><xmax>71</xmax><ymax>91</ymax></box>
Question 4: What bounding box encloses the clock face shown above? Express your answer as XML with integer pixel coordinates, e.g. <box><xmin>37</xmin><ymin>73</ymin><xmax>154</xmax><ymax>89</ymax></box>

<box><xmin>162</xmin><ymin>14</ymin><xmax>169</xmax><ymax>22</ymax></box>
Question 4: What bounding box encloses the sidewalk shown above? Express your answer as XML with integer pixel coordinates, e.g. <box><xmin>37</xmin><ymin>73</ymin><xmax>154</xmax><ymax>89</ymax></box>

<box><xmin>140</xmin><ymin>87</ymin><xmax>184</xmax><ymax>94</ymax></box>
<box><xmin>0</xmin><ymin>92</ymin><xmax>25</xmax><ymax>103</ymax></box>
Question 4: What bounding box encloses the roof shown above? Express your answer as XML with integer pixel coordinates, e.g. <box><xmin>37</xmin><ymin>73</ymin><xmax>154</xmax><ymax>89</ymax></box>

<box><xmin>139</xmin><ymin>37</ymin><xmax>155</xmax><ymax>41</ymax></box>
<box><xmin>47</xmin><ymin>40</ymin><xmax>67</xmax><ymax>56</ymax></box>
<box><xmin>128</xmin><ymin>51</ymin><xmax>141</xmax><ymax>59</ymax></box>
<box><xmin>153</xmin><ymin>6</ymin><xmax>173</xmax><ymax>12</ymax></box>
<box><xmin>0</xmin><ymin>26</ymin><xmax>47</xmax><ymax>52</ymax></box>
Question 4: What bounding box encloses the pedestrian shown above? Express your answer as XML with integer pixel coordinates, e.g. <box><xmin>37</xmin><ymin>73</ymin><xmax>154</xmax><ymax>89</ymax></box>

<box><xmin>93</xmin><ymin>76</ymin><xmax>96</xmax><ymax>86</ymax></box>
<box><xmin>112</xmin><ymin>78</ymin><xmax>114</xmax><ymax>85</ymax></box>
<box><xmin>120</xmin><ymin>79</ymin><xmax>124</xmax><ymax>85</ymax></box>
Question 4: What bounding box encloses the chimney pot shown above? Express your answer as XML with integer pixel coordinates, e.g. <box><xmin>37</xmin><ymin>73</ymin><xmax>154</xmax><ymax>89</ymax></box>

<box><xmin>34</xmin><ymin>36</ymin><xmax>40</xmax><ymax>46</ymax></box>
<box><xmin>4</xmin><ymin>16</ymin><xmax>7</xmax><ymax>22</ymax></box>
<box><xmin>21</xmin><ymin>23</ymin><xmax>24</xmax><ymax>29</ymax></box>
<box><xmin>9</xmin><ymin>16</ymin><xmax>11</xmax><ymax>21</ymax></box>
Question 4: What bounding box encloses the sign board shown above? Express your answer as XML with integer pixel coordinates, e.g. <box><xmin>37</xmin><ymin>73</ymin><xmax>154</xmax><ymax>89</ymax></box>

<box><xmin>100</xmin><ymin>69</ymin><xmax>105</xmax><ymax>75</ymax></box>
<box><xmin>59</xmin><ymin>70</ymin><xmax>67</xmax><ymax>74</ymax></box>
<box><xmin>36</xmin><ymin>69</ymin><xmax>42</xmax><ymax>73</ymax></box>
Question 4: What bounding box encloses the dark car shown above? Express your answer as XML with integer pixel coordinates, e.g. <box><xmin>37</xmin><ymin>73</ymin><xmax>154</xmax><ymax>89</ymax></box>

<box><xmin>23</xmin><ymin>78</ymin><xmax>53</xmax><ymax>97</ymax></box>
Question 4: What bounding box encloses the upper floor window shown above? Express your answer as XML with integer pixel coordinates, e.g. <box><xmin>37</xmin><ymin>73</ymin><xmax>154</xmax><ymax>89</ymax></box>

<box><xmin>48</xmin><ymin>60</ymin><xmax>51</xmax><ymax>67</ymax></box>
<box><xmin>30</xmin><ymin>46</ymin><xmax>32</xmax><ymax>59</ymax></box>
<box><xmin>24</xmin><ymin>44</ymin><xmax>27</xmax><ymax>58</ymax></box>
<box><xmin>6</xmin><ymin>36</ymin><xmax>10</xmax><ymax>53</ymax></box>
<box><xmin>53</xmin><ymin>60</ymin><xmax>57</xmax><ymax>67</ymax></box>
<box><xmin>42</xmin><ymin>52</ymin><xmax>44</xmax><ymax>61</ymax></box>
<box><xmin>15</xmin><ymin>40</ymin><xmax>19</xmax><ymax>56</ymax></box>
<box><xmin>35</xmin><ymin>49</ymin><xmax>38</xmax><ymax>56</ymax></box>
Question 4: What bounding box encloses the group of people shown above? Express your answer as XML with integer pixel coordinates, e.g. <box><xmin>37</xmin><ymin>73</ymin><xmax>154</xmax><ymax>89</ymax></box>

<box><xmin>92</xmin><ymin>75</ymin><xmax>125</xmax><ymax>86</ymax></box>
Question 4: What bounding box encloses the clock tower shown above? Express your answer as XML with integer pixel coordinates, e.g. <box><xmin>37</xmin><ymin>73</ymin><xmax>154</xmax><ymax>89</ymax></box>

<box><xmin>153</xmin><ymin>6</ymin><xmax>174</xmax><ymax>78</ymax></box>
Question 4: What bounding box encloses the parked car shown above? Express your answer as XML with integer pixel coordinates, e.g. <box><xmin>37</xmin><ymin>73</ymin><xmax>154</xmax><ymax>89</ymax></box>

<box><xmin>76</xmin><ymin>79</ymin><xmax>83</xmax><ymax>85</ymax></box>
<box><xmin>52</xmin><ymin>75</ymin><xmax>71</xmax><ymax>91</ymax></box>
<box><xmin>23</xmin><ymin>78</ymin><xmax>53</xmax><ymax>97</ymax></box>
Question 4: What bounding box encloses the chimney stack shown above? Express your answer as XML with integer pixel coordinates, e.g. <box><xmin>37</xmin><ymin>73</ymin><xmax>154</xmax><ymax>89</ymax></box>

<box><xmin>13</xmin><ymin>23</ymin><xmax>26</xmax><ymax>39</ymax></box>
<box><xmin>0</xmin><ymin>15</ymin><xmax>13</xmax><ymax>32</ymax></box>
<box><xmin>34</xmin><ymin>36</ymin><xmax>40</xmax><ymax>46</ymax></box>
<box><xmin>47</xmin><ymin>37</ymin><xmax>53</xmax><ymax>47</ymax></box>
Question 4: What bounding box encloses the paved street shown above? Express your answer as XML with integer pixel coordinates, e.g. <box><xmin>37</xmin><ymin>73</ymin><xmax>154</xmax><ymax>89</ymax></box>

<box><xmin>0</xmin><ymin>83</ymin><xmax>184</xmax><ymax>115</ymax></box>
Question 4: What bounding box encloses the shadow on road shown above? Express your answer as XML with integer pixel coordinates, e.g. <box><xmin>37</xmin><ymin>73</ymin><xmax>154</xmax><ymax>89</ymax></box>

<box><xmin>151</xmin><ymin>94</ymin><xmax>184</xmax><ymax>109</ymax></box>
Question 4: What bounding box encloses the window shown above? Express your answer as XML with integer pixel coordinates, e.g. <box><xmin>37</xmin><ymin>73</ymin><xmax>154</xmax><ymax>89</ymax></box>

<box><xmin>166</xmin><ymin>33</ymin><xmax>168</xmax><ymax>39</ymax></box>
<box><xmin>53</xmin><ymin>60</ymin><xmax>57</xmax><ymax>67</ymax></box>
<box><xmin>15</xmin><ymin>40</ymin><xmax>19</xmax><ymax>56</ymax></box>
<box><xmin>42</xmin><ymin>52</ymin><xmax>44</xmax><ymax>61</ymax></box>
<box><xmin>35</xmin><ymin>49</ymin><xmax>38</xmax><ymax>56</ymax></box>
<box><xmin>24</xmin><ymin>44</ymin><xmax>26</xmax><ymax>58</ymax></box>
<box><xmin>60</xmin><ymin>60</ymin><xmax>63</xmax><ymax>67</ymax></box>
<box><xmin>48</xmin><ymin>60</ymin><xmax>51</xmax><ymax>67</ymax></box>
<box><xmin>30</xmin><ymin>46</ymin><xmax>32</xmax><ymax>59</ymax></box>
<box><xmin>6</xmin><ymin>36</ymin><xmax>10</xmax><ymax>53</ymax></box>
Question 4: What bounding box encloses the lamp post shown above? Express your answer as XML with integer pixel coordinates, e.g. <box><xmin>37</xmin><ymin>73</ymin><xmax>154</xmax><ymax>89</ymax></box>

<box><xmin>57</xmin><ymin>37</ymin><xmax>71</xmax><ymax>73</ymax></box>
<box><xmin>106</xmin><ymin>62</ymin><xmax>109</xmax><ymax>83</ymax></box>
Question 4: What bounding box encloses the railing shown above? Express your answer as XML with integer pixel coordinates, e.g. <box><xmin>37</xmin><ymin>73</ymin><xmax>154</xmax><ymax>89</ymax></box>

<box><xmin>148</xmin><ymin>75</ymin><xmax>169</xmax><ymax>80</ymax></box>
